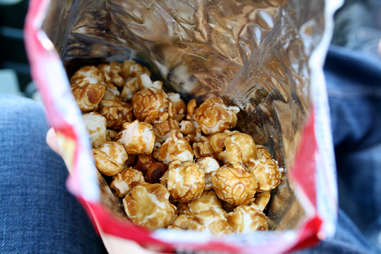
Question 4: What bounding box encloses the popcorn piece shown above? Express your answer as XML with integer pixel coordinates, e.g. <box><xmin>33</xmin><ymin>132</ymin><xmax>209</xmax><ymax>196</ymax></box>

<box><xmin>153</xmin><ymin>119</ymin><xmax>179</xmax><ymax>143</ymax></box>
<box><xmin>123</xmin><ymin>183</ymin><xmax>176</xmax><ymax>230</ymax></box>
<box><xmin>121</xmin><ymin>77</ymin><xmax>141</xmax><ymax>101</ymax></box>
<box><xmin>179</xmin><ymin>191</ymin><xmax>223</xmax><ymax>215</ymax></box>
<box><xmin>193</xmin><ymin>136</ymin><xmax>214</xmax><ymax>158</ymax></box>
<box><xmin>99</xmin><ymin>100</ymin><xmax>133</xmax><ymax>130</ymax></box>
<box><xmin>212</xmin><ymin>164</ymin><xmax>257</xmax><ymax>206</ymax></box>
<box><xmin>93</xmin><ymin>141</ymin><xmax>128</xmax><ymax>176</ymax></box>
<box><xmin>179</xmin><ymin>120</ymin><xmax>194</xmax><ymax>135</ymax></box>
<box><xmin>194</xmin><ymin>97</ymin><xmax>239</xmax><ymax>135</ymax></box>
<box><xmin>70</xmin><ymin>66</ymin><xmax>105</xmax><ymax>86</ymax></box>
<box><xmin>247</xmin><ymin>146</ymin><xmax>281</xmax><ymax>192</ymax></box>
<box><xmin>118</xmin><ymin>120</ymin><xmax>155</xmax><ymax>154</ymax></box>
<box><xmin>171</xmin><ymin>209</ymin><xmax>231</xmax><ymax>234</ymax></box>
<box><xmin>121</xmin><ymin>60</ymin><xmax>150</xmax><ymax>79</ymax></box>
<box><xmin>135</xmin><ymin>155</ymin><xmax>168</xmax><ymax>183</ymax></box>
<box><xmin>110</xmin><ymin>168</ymin><xmax>145</xmax><ymax>197</ymax></box>
<box><xmin>103</xmin><ymin>84</ymin><xmax>120</xmax><ymax>101</ymax></box>
<box><xmin>132</xmin><ymin>88</ymin><xmax>169</xmax><ymax>123</ymax></box>
<box><xmin>209</xmin><ymin>131</ymin><xmax>231</xmax><ymax>153</ymax></box>
<box><xmin>252</xmin><ymin>191</ymin><xmax>271</xmax><ymax>211</ymax></box>
<box><xmin>168</xmin><ymin>93</ymin><xmax>186</xmax><ymax>121</ymax></box>
<box><xmin>154</xmin><ymin>131</ymin><xmax>193</xmax><ymax>164</ymax></box>
<box><xmin>217</xmin><ymin>131</ymin><xmax>257</xmax><ymax>165</ymax></box>
<box><xmin>160</xmin><ymin>170</ymin><xmax>168</xmax><ymax>186</ymax></box>
<box><xmin>98</xmin><ymin>62</ymin><xmax>124</xmax><ymax>87</ymax></box>
<box><xmin>167</xmin><ymin>161</ymin><xmax>205</xmax><ymax>203</ymax></box>
<box><xmin>186</xmin><ymin>99</ymin><xmax>197</xmax><ymax>120</ymax></box>
<box><xmin>227</xmin><ymin>205</ymin><xmax>268</xmax><ymax>233</ymax></box>
<box><xmin>106</xmin><ymin>129</ymin><xmax>118</xmax><ymax>141</ymax></box>
<box><xmin>196</xmin><ymin>157</ymin><xmax>220</xmax><ymax>190</ymax></box>
<box><xmin>72</xmin><ymin>82</ymin><xmax>105</xmax><ymax>112</ymax></box>
<box><xmin>82</xmin><ymin>112</ymin><xmax>107</xmax><ymax>147</ymax></box>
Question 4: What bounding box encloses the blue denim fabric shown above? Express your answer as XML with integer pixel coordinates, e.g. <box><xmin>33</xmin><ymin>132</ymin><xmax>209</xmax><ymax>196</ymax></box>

<box><xmin>0</xmin><ymin>46</ymin><xmax>380</xmax><ymax>253</ymax></box>
<box><xmin>0</xmin><ymin>97</ymin><xmax>106</xmax><ymax>253</ymax></box>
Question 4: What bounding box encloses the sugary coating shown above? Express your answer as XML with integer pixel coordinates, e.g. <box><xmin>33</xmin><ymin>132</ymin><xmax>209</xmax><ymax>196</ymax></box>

<box><xmin>247</xmin><ymin>146</ymin><xmax>281</xmax><ymax>192</ymax></box>
<box><xmin>121</xmin><ymin>77</ymin><xmax>141</xmax><ymax>101</ymax></box>
<box><xmin>170</xmin><ymin>209</ymin><xmax>231</xmax><ymax>234</ymax></box>
<box><xmin>252</xmin><ymin>191</ymin><xmax>271</xmax><ymax>211</ymax></box>
<box><xmin>227</xmin><ymin>205</ymin><xmax>268</xmax><ymax>233</ymax></box>
<box><xmin>179</xmin><ymin>191</ymin><xmax>223</xmax><ymax>215</ymax></box>
<box><xmin>110</xmin><ymin>168</ymin><xmax>145</xmax><ymax>197</ymax></box>
<box><xmin>186</xmin><ymin>99</ymin><xmax>197</xmax><ymax>120</ymax></box>
<box><xmin>121</xmin><ymin>60</ymin><xmax>150</xmax><ymax>79</ymax></box>
<box><xmin>132</xmin><ymin>88</ymin><xmax>169</xmax><ymax>123</ymax></box>
<box><xmin>118</xmin><ymin>120</ymin><xmax>155</xmax><ymax>154</ymax></box>
<box><xmin>72</xmin><ymin>82</ymin><xmax>105</xmax><ymax>112</ymax></box>
<box><xmin>194</xmin><ymin>97</ymin><xmax>240</xmax><ymax>135</ymax></box>
<box><xmin>193</xmin><ymin>136</ymin><xmax>214</xmax><ymax>158</ymax></box>
<box><xmin>82</xmin><ymin>112</ymin><xmax>107</xmax><ymax>147</ymax></box>
<box><xmin>98</xmin><ymin>62</ymin><xmax>124</xmax><ymax>87</ymax></box>
<box><xmin>167</xmin><ymin>161</ymin><xmax>205</xmax><ymax>203</ymax></box>
<box><xmin>160</xmin><ymin>170</ymin><xmax>168</xmax><ymax>186</ymax></box>
<box><xmin>135</xmin><ymin>155</ymin><xmax>168</xmax><ymax>183</ymax></box>
<box><xmin>106</xmin><ymin>129</ymin><xmax>118</xmax><ymax>141</ymax></box>
<box><xmin>212</xmin><ymin>164</ymin><xmax>257</xmax><ymax>206</ymax></box>
<box><xmin>196</xmin><ymin>157</ymin><xmax>220</xmax><ymax>190</ymax></box>
<box><xmin>154</xmin><ymin>131</ymin><xmax>193</xmax><ymax>164</ymax></box>
<box><xmin>153</xmin><ymin>119</ymin><xmax>179</xmax><ymax>143</ymax></box>
<box><xmin>93</xmin><ymin>141</ymin><xmax>128</xmax><ymax>176</ymax></box>
<box><xmin>70</xmin><ymin>66</ymin><xmax>105</xmax><ymax>86</ymax></box>
<box><xmin>123</xmin><ymin>183</ymin><xmax>176</xmax><ymax>230</ymax></box>
<box><xmin>179</xmin><ymin>120</ymin><xmax>194</xmax><ymax>135</ymax></box>
<box><xmin>103</xmin><ymin>83</ymin><xmax>120</xmax><ymax>101</ymax></box>
<box><xmin>217</xmin><ymin>131</ymin><xmax>257</xmax><ymax>165</ymax></box>
<box><xmin>99</xmin><ymin>100</ymin><xmax>133</xmax><ymax>130</ymax></box>
<box><xmin>209</xmin><ymin>131</ymin><xmax>231</xmax><ymax>153</ymax></box>
<box><xmin>168</xmin><ymin>93</ymin><xmax>186</xmax><ymax>121</ymax></box>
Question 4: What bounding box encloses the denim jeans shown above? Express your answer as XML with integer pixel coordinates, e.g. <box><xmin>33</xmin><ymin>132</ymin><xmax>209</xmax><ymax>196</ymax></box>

<box><xmin>0</xmin><ymin>46</ymin><xmax>380</xmax><ymax>253</ymax></box>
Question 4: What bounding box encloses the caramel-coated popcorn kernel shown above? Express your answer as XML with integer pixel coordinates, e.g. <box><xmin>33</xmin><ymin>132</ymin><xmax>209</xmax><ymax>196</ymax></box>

<box><xmin>93</xmin><ymin>141</ymin><xmax>128</xmax><ymax>176</ymax></box>
<box><xmin>103</xmin><ymin>84</ymin><xmax>120</xmax><ymax>101</ymax></box>
<box><xmin>252</xmin><ymin>191</ymin><xmax>271</xmax><ymax>211</ymax></box>
<box><xmin>167</xmin><ymin>161</ymin><xmax>205</xmax><ymax>203</ymax></box>
<box><xmin>179</xmin><ymin>191</ymin><xmax>223</xmax><ymax>215</ymax></box>
<box><xmin>193</xmin><ymin>136</ymin><xmax>214</xmax><ymax>158</ymax></box>
<box><xmin>154</xmin><ymin>131</ymin><xmax>193</xmax><ymax>164</ymax></box>
<box><xmin>110</xmin><ymin>168</ymin><xmax>145</xmax><ymax>197</ymax></box>
<box><xmin>248</xmin><ymin>146</ymin><xmax>281</xmax><ymax>192</ymax></box>
<box><xmin>123</xmin><ymin>183</ymin><xmax>176</xmax><ymax>230</ymax></box>
<box><xmin>135</xmin><ymin>155</ymin><xmax>167</xmax><ymax>183</ymax></box>
<box><xmin>132</xmin><ymin>88</ymin><xmax>169</xmax><ymax>123</ymax></box>
<box><xmin>212</xmin><ymin>164</ymin><xmax>257</xmax><ymax>206</ymax></box>
<box><xmin>153</xmin><ymin>119</ymin><xmax>179</xmax><ymax>143</ymax></box>
<box><xmin>98</xmin><ymin>62</ymin><xmax>124</xmax><ymax>87</ymax></box>
<box><xmin>99</xmin><ymin>100</ymin><xmax>133</xmax><ymax>130</ymax></box>
<box><xmin>227</xmin><ymin>205</ymin><xmax>268</xmax><ymax>233</ymax></box>
<box><xmin>82</xmin><ymin>112</ymin><xmax>107</xmax><ymax>147</ymax></box>
<box><xmin>196</xmin><ymin>157</ymin><xmax>220</xmax><ymax>190</ymax></box>
<box><xmin>121</xmin><ymin>60</ymin><xmax>150</xmax><ymax>79</ymax></box>
<box><xmin>194</xmin><ymin>97</ymin><xmax>239</xmax><ymax>135</ymax></box>
<box><xmin>72</xmin><ymin>82</ymin><xmax>105</xmax><ymax>112</ymax></box>
<box><xmin>118</xmin><ymin>120</ymin><xmax>155</xmax><ymax>154</ymax></box>
<box><xmin>71</xmin><ymin>66</ymin><xmax>104</xmax><ymax>86</ymax></box>
<box><xmin>168</xmin><ymin>93</ymin><xmax>186</xmax><ymax>121</ymax></box>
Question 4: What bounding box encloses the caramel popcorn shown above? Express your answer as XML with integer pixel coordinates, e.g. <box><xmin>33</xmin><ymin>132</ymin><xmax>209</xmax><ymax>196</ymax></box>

<box><xmin>217</xmin><ymin>131</ymin><xmax>257</xmax><ymax>165</ymax></box>
<box><xmin>168</xmin><ymin>92</ymin><xmax>186</xmax><ymax>121</ymax></box>
<box><xmin>252</xmin><ymin>191</ymin><xmax>271</xmax><ymax>211</ymax></box>
<box><xmin>166</xmin><ymin>161</ymin><xmax>205</xmax><ymax>203</ymax></box>
<box><xmin>121</xmin><ymin>60</ymin><xmax>150</xmax><ymax>79</ymax></box>
<box><xmin>103</xmin><ymin>84</ymin><xmax>120</xmax><ymax>101</ymax></box>
<box><xmin>193</xmin><ymin>136</ymin><xmax>214</xmax><ymax>158</ymax></box>
<box><xmin>72</xmin><ymin>81</ymin><xmax>105</xmax><ymax>112</ymax></box>
<box><xmin>154</xmin><ymin>131</ymin><xmax>193</xmax><ymax>164</ymax></box>
<box><xmin>209</xmin><ymin>131</ymin><xmax>231</xmax><ymax>153</ymax></box>
<box><xmin>132</xmin><ymin>88</ymin><xmax>169</xmax><ymax>123</ymax></box>
<box><xmin>121</xmin><ymin>77</ymin><xmax>141</xmax><ymax>101</ymax></box>
<box><xmin>179</xmin><ymin>191</ymin><xmax>223</xmax><ymax>215</ymax></box>
<box><xmin>99</xmin><ymin>100</ymin><xmax>133</xmax><ymax>130</ymax></box>
<box><xmin>153</xmin><ymin>119</ymin><xmax>179</xmax><ymax>143</ymax></box>
<box><xmin>93</xmin><ymin>141</ymin><xmax>128</xmax><ymax>176</ymax></box>
<box><xmin>135</xmin><ymin>155</ymin><xmax>167</xmax><ymax>183</ymax></box>
<box><xmin>227</xmin><ymin>205</ymin><xmax>268</xmax><ymax>233</ymax></box>
<box><xmin>118</xmin><ymin>120</ymin><xmax>155</xmax><ymax>154</ymax></box>
<box><xmin>82</xmin><ymin>112</ymin><xmax>107</xmax><ymax>147</ymax></box>
<box><xmin>98</xmin><ymin>62</ymin><xmax>124</xmax><ymax>87</ymax></box>
<box><xmin>194</xmin><ymin>97</ymin><xmax>240</xmax><ymax>135</ymax></box>
<box><xmin>186</xmin><ymin>99</ymin><xmax>197</xmax><ymax>120</ymax></box>
<box><xmin>212</xmin><ymin>164</ymin><xmax>257</xmax><ymax>206</ymax></box>
<box><xmin>70</xmin><ymin>66</ymin><xmax>105</xmax><ymax>86</ymax></box>
<box><xmin>247</xmin><ymin>146</ymin><xmax>281</xmax><ymax>192</ymax></box>
<box><xmin>196</xmin><ymin>157</ymin><xmax>220</xmax><ymax>190</ymax></box>
<box><xmin>123</xmin><ymin>183</ymin><xmax>176</xmax><ymax>230</ymax></box>
<box><xmin>110</xmin><ymin>168</ymin><xmax>145</xmax><ymax>197</ymax></box>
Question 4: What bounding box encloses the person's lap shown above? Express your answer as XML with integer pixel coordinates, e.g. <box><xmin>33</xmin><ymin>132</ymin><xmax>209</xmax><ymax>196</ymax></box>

<box><xmin>0</xmin><ymin>46</ymin><xmax>380</xmax><ymax>253</ymax></box>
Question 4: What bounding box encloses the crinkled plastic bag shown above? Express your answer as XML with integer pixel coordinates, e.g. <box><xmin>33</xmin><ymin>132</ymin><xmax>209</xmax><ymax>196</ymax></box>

<box><xmin>25</xmin><ymin>0</ymin><xmax>342</xmax><ymax>252</ymax></box>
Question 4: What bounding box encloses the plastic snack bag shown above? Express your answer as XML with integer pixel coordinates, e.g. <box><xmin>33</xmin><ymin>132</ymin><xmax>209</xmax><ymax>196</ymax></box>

<box><xmin>25</xmin><ymin>0</ymin><xmax>342</xmax><ymax>252</ymax></box>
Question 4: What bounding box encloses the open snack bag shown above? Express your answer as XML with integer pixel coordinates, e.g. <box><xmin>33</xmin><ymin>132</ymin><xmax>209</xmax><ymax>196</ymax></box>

<box><xmin>25</xmin><ymin>0</ymin><xmax>342</xmax><ymax>253</ymax></box>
